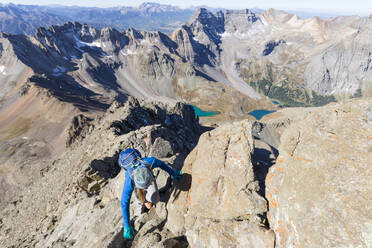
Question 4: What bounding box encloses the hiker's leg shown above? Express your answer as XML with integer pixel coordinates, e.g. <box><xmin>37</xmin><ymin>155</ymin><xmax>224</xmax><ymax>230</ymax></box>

<box><xmin>145</xmin><ymin>179</ymin><xmax>160</xmax><ymax>205</ymax></box>
<box><xmin>133</xmin><ymin>190</ymin><xmax>143</xmax><ymax>215</ymax></box>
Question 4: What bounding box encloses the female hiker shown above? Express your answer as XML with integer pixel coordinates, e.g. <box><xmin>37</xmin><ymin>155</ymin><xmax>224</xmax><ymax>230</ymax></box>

<box><xmin>118</xmin><ymin>148</ymin><xmax>182</xmax><ymax>239</ymax></box>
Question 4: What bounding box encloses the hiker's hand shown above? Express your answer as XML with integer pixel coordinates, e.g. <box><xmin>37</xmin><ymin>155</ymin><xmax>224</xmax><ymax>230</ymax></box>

<box><xmin>144</xmin><ymin>202</ymin><xmax>152</xmax><ymax>209</ymax></box>
<box><xmin>172</xmin><ymin>170</ymin><xmax>182</xmax><ymax>181</ymax></box>
<box><xmin>123</xmin><ymin>226</ymin><xmax>134</xmax><ymax>239</ymax></box>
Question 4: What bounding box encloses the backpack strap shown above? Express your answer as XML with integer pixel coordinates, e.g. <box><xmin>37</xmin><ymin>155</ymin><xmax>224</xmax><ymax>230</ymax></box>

<box><xmin>137</xmin><ymin>159</ymin><xmax>152</xmax><ymax>169</ymax></box>
<box><xmin>130</xmin><ymin>160</ymin><xmax>141</xmax><ymax>169</ymax></box>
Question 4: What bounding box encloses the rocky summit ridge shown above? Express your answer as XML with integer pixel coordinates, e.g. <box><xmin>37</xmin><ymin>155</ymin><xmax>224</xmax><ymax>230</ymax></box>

<box><xmin>0</xmin><ymin>96</ymin><xmax>371</xmax><ymax>247</ymax></box>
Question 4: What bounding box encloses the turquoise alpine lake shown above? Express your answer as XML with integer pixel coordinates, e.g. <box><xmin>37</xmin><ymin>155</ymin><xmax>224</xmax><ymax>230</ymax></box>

<box><xmin>272</xmin><ymin>100</ymin><xmax>280</xmax><ymax>105</ymax></box>
<box><xmin>190</xmin><ymin>105</ymin><xmax>219</xmax><ymax>117</ymax></box>
<box><xmin>248</xmin><ymin>110</ymin><xmax>276</xmax><ymax>120</ymax></box>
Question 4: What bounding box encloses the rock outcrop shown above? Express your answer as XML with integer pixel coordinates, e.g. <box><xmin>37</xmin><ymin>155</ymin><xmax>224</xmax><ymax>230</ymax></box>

<box><xmin>266</xmin><ymin>99</ymin><xmax>372</xmax><ymax>247</ymax></box>
<box><xmin>167</xmin><ymin>120</ymin><xmax>275</xmax><ymax>247</ymax></box>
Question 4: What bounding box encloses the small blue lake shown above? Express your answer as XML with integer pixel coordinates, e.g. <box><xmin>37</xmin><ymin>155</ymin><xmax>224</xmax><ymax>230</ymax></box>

<box><xmin>248</xmin><ymin>110</ymin><xmax>276</xmax><ymax>120</ymax></box>
<box><xmin>190</xmin><ymin>105</ymin><xmax>220</xmax><ymax>117</ymax></box>
<box><xmin>272</xmin><ymin>100</ymin><xmax>280</xmax><ymax>105</ymax></box>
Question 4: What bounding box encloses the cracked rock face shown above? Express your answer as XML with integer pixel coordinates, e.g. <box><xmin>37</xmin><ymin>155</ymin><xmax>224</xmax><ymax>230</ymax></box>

<box><xmin>266</xmin><ymin>99</ymin><xmax>372</xmax><ymax>247</ymax></box>
<box><xmin>187</xmin><ymin>120</ymin><xmax>265</xmax><ymax>220</ymax></box>
<box><xmin>167</xmin><ymin>120</ymin><xmax>275</xmax><ymax>247</ymax></box>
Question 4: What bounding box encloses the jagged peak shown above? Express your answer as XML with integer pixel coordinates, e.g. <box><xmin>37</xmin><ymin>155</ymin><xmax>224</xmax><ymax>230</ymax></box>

<box><xmin>100</xmin><ymin>26</ymin><xmax>121</xmax><ymax>36</ymax></box>
<box><xmin>125</xmin><ymin>27</ymin><xmax>143</xmax><ymax>40</ymax></box>
<box><xmin>188</xmin><ymin>8</ymin><xmax>216</xmax><ymax>24</ymax></box>
<box><xmin>34</xmin><ymin>22</ymin><xmax>102</xmax><ymax>41</ymax></box>
<box><xmin>169</xmin><ymin>26</ymin><xmax>188</xmax><ymax>41</ymax></box>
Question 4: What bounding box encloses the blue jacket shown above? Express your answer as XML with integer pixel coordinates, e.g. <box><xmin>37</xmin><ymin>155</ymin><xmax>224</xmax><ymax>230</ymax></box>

<box><xmin>120</xmin><ymin>156</ymin><xmax>175</xmax><ymax>228</ymax></box>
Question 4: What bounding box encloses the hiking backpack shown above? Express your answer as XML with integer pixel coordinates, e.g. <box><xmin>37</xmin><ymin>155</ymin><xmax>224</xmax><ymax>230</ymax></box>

<box><xmin>118</xmin><ymin>148</ymin><xmax>154</xmax><ymax>189</ymax></box>
<box><xmin>118</xmin><ymin>148</ymin><xmax>142</xmax><ymax>170</ymax></box>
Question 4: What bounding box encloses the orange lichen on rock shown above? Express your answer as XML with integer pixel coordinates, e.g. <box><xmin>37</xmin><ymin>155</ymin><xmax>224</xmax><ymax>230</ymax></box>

<box><xmin>268</xmin><ymin>213</ymin><xmax>273</xmax><ymax>221</ymax></box>
<box><xmin>295</xmin><ymin>156</ymin><xmax>312</xmax><ymax>163</ymax></box>
<box><xmin>276</xmin><ymin>167</ymin><xmax>283</xmax><ymax>172</ymax></box>
<box><xmin>277</xmin><ymin>221</ymin><xmax>289</xmax><ymax>246</ymax></box>
<box><xmin>271</xmin><ymin>200</ymin><xmax>278</xmax><ymax>208</ymax></box>
<box><xmin>267</xmin><ymin>171</ymin><xmax>274</xmax><ymax>181</ymax></box>
<box><xmin>269</xmin><ymin>193</ymin><xmax>279</xmax><ymax>208</ymax></box>
<box><xmin>197</xmin><ymin>178</ymin><xmax>203</xmax><ymax>184</ymax></box>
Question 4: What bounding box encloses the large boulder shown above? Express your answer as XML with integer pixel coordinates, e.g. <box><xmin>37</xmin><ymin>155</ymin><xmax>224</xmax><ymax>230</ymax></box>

<box><xmin>266</xmin><ymin>99</ymin><xmax>372</xmax><ymax>247</ymax></box>
<box><xmin>187</xmin><ymin>120</ymin><xmax>266</xmax><ymax>220</ymax></box>
<box><xmin>167</xmin><ymin>120</ymin><xmax>275</xmax><ymax>247</ymax></box>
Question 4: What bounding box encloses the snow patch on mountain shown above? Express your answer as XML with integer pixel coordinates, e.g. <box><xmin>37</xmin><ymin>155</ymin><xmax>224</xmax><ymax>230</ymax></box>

<box><xmin>73</xmin><ymin>35</ymin><xmax>103</xmax><ymax>49</ymax></box>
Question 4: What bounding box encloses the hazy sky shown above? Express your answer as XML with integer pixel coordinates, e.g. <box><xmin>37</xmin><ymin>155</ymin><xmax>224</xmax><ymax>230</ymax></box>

<box><xmin>1</xmin><ymin>0</ymin><xmax>371</xmax><ymax>15</ymax></box>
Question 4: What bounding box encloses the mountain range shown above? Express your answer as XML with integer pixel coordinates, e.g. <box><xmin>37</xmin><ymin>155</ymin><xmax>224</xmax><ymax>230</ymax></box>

<box><xmin>0</xmin><ymin>2</ymin><xmax>199</xmax><ymax>34</ymax></box>
<box><xmin>1</xmin><ymin>2</ymin><xmax>362</xmax><ymax>36</ymax></box>
<box><xmin>0</xmin><ymin>5</ymin><xmax>371</xmax><ymax>248</ymax></box>
<box><xmin>1</xmin><ymin>8</ymin><xmax>370</xmax><ymax>112</ymax></box>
